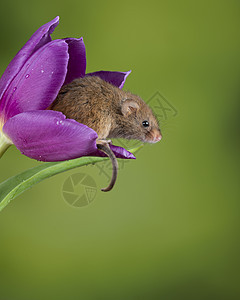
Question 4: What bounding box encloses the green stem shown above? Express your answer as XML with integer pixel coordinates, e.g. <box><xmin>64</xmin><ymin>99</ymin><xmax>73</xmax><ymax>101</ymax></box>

<box><xmin>0</xmin><ymin>156</ymin><xmax>107</xmax><ymax>212</ymax></box>
<box><xmin>0</xmin><ymin>145</ymin><xmax>144</xmax><ymax>212</ymax></box>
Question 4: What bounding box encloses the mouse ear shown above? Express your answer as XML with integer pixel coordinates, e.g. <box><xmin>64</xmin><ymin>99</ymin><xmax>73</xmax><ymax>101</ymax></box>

<box><xmin>121</xmin><ymin>99</ymin><xmax>140</xmax><ymax>116</ymax></box>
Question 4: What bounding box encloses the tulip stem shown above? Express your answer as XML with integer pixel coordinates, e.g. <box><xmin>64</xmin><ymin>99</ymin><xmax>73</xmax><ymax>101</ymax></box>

<box><xmin>0</xmin><ymin>131</ymin><xmax>12</xmax><ymax>159</ymax></box>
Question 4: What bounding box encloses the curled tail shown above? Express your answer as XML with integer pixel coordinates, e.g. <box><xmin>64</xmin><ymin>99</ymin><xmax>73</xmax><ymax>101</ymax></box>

<box><xmin>97</xmin><ymin>141</ymin><xmax>118</xmax><ymax>192</ymax></box>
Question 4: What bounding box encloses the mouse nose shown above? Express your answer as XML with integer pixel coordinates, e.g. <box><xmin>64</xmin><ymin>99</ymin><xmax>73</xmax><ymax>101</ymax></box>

<box><xmin>151</xmin><ymin>129</ymin><xmax>162</xmax><ymax>143</ymax></box>
<box><xmin>154</xmin><ymin>133</ymin><xmax>162</xmax><ymax>142</ymax></box>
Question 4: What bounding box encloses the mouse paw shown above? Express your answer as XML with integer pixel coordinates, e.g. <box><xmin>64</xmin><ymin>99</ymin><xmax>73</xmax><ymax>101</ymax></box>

<box><xmin>96</xmin><ymin>139</ymin><xmax>112</xmax><ymax>145</ymax></box>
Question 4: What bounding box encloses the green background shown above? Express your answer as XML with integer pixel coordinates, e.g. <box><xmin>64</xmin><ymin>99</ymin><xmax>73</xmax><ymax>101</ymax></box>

<box><xmin>0</xmin><ymin>0</ymin><xmax>239</xmax><ymax>299</ymax></box>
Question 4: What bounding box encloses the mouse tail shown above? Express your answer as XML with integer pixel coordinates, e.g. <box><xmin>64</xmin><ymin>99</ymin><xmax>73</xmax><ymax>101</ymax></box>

<box><xmin>96</xmin><ymin>141</ymin><xmax>118</xmax><ymax>192</ymax></box>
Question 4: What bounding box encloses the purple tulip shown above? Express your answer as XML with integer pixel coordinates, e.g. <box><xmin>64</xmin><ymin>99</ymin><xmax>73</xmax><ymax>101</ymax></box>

<box><xmin>0</xmin><ymin>17</ymin><xmax>135</xmax><ymax>162</ymax></box>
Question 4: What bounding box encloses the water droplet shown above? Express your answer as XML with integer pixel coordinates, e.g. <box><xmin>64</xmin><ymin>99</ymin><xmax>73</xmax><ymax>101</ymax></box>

<box><xmin>13</xmin><ymin>87</ymin><xmax>17</xmax><ymax>92</ymax></box>
<box><xmin>41</xmin><ymin>70</ymin><xmax>44</xmax><ymax>73</ymax></box>
<box><xmin>56</xmin><ymin>121</ymin><xmax>60</xmax><ymax>125</ymax></box>
<box><xmin>59</xmin><ymin>120</ymin><xmax>63</xmax><ymax>125</ymax></box>
<box><xmin>51</xmin><ymin>71</ymin><xmax>54</xmax><ymax>74</ymax></box>
<box><xmin>25</xmin><ymin>74</ymin><xmax>30</xmax><ymax>79</ymax></box>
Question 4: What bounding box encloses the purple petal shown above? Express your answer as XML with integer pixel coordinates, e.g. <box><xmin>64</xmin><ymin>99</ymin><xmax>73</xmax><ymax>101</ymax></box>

<box><xmin>0</xmin><ymin>17</ymin><xmax>59</xmax><ymax>102</ymax></box>
<box><xmin>0</xmin><ymin>40</ymin><xmax>69</xmax><ymax>122</ymax></box>
<box><xmin>3</xmin><ymin>110</ymin><xmax>98</xmax><ymax>162</ymax></box>
<box><xmin>3</xmin><ymin>110</ymin><xmax>134</xmax><ymax>162</ymax></box>
<box><xmin>110</xmin><ymin>145</ymin><xmax>135</xmax><ymax>159</ymax></box>
<box><xmin>86</xmin><ymin>70</ymin><xmax>131</xmax><ymax>89</ymax></box>
<box><xmin>89</xmin><ymin>145</ymin><xmax>135</xmax><ymax>159</ymax></box>
<box><xmin>63</xmin><ymin>38</ymin><xmax>86</xmax><ymax>85</ymax></box>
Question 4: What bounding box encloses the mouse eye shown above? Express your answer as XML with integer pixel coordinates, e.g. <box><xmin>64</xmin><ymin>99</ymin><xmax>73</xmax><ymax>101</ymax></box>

<box><xmin>142</xmin><ymin>120</ymin><xmax>149</xmax><ymax>127</ymax></box>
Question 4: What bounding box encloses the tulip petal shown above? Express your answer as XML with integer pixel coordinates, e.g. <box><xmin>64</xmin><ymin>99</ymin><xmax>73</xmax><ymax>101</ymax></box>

<box><xmin>86</xmin><ymin>70</ymin><xmax>131</xmax><ymax>89</ymax></box>
<box><xmin>110</xmin><ymin>145</ymin><xmax>135</xmax><ymax>159</ymax></box>
<box><xmin>0</xmin><ymin>17</ymin><xmax>59</xmax><ymax>101</ymax></box>
<box><xmin>3</xmin><ymin>110</ymin><xmax>98</xmax><ymax>162</ymax></box>
<box><xmin>89</xmin><ymin>145</ymin><xmax>135</xmax><ymax>159</ymax></box>
<box><xmin>63</xmin><ymin>38</ymin><xmax>86</xmax><ymax>85</ymax></box>
<box><xmin>0</xmin><ymin>40</ymin><xmax>69</xmax><ymax>122</ymax></box>
<box><xmin>3</xmin><ymin>110</ymin><xmax>134</xmax><ymax>162</ymax></box>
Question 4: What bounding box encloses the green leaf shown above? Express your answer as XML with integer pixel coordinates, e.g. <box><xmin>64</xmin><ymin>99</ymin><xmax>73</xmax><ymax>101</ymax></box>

<box><xmin>0</xmin><ymin>146</ymin><xmax>143</xmax><ymax>212</ymax></box>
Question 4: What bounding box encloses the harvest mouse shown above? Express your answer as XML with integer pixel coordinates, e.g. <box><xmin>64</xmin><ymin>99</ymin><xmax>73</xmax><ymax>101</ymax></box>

<box><xmin>50</xmin><ymin>76</ymin><xmax>162</xmax><ymax>191</ymax></box>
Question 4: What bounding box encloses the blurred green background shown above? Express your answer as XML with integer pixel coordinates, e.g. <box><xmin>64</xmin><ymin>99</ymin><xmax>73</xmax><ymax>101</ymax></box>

<box><xmin>0</xmin><ymin>0</ymin><xmax>239</xmax><ymax>299</ymax></box>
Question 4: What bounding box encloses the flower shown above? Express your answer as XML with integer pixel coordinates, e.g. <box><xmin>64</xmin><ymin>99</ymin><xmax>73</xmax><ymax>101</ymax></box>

<box><xmin>0</xmin><ymin>17</ymin><xmax>134</xmax><ymax>162</ymax></box>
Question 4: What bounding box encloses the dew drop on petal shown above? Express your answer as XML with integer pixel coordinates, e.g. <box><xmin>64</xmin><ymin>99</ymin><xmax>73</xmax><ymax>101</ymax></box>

<box><xmin>13</xmin><ymin>87</ymin><xmax>17</xmax><ymax>92</ymax></box>
<box><xmin>25</xmin><ymin>74</ymin><xmax>30</xmax><ymax>79</ymax></box>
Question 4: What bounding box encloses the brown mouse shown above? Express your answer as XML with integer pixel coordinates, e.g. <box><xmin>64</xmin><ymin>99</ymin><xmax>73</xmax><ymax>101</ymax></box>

<box><xmin>50</xmin><ymin>76</ymin><xmax>162</xmax><ymax>191</ymax></box>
